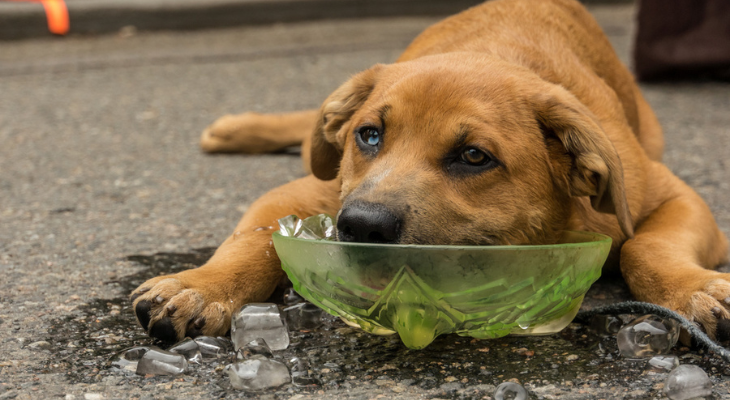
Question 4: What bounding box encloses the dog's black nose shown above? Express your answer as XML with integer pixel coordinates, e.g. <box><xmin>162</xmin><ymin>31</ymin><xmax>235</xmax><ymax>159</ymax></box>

<box><xmin>337</xmin><ymin>202</ymin><xmax>401</xmax><ymax>243</ymax></box>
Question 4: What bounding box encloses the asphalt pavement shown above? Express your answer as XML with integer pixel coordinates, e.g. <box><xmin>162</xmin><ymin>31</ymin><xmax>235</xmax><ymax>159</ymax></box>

<box><xmin>1</xmin><ymin>2</ymin><xmax>730</xmax><ymax>399</ymax></box>
<box><xmin>0</xmin><ymin>0</ymin><xmax>485</xmax><ymax>40</ymax></box>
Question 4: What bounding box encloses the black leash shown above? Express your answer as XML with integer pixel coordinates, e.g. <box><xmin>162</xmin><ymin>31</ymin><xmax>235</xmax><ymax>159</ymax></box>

<box><xmin>575</xmin><ymin>301</ymin><xmax>730</xmax><ymax>363</ymax></box>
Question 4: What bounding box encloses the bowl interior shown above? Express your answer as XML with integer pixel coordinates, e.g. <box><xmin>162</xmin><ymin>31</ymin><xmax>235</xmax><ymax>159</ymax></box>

<box><xmin>273</xmin><ymin>230</ymin><xmax>611</xmax><ymax>349</ymax></box>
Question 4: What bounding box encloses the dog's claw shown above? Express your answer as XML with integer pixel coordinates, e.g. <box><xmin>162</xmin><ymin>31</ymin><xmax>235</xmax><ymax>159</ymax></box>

<box><xmin>130</xmin><ymin>287</ymin><xmax>150</xmax><ymax>302</ymax></box>
<box><xmin>717</xmin><ymin>319</ymin><xmax>730</xmax><ymax>342</ymax></box>
<box><xmin>185</xmin><ymin>317</ymin><xmax>207</xmax><ymax>338</ymax></box>
<box><xmin>135</xmin><ymin>300</ymin><xmax>152</xmax><ymax>330</ymax></box>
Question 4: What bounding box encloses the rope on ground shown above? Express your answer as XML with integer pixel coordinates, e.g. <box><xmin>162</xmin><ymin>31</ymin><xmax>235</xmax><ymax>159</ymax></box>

<box><xmin>575</xmin><ymin>300</ymin><xmax>730</xmax><ymax>363</ymax></box>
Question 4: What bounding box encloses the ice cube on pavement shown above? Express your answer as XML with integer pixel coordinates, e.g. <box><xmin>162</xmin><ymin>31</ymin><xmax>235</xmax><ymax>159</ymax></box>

<box><xmin>295</xmin><ymin>214</ymin><xmax>335</xmax><ymax>240</ymax></box>
<box><xmin>616</xmin><ymin>315</ymin><xmax>680</xmax><ymax>358</ymax></box>
<box><xmin>215</xmin><ymin>336</ymin><xmax>235</xmax><ymax>352</ymax></box>
<box><xmin>236</xmin><ymin>338</ymin><xmax>274</xmax><ymax>360</ymax></box>
<box><xmin>590</xmin><ymin>314</ymin><xmax>623</xmax><ymax>335</ymax></box>
<box><xmin>494</xmin><ymin>381</ymin><xmax>528</xmax><ymax>400</ymax></box>
<box><xmin>231</xmin><ymin>303</ymin><xmax>290</xmax><ymax>351</ymax></box>
<box><xmin>284</xmin><ymin>302</ymin><xmax>324</xmax><ymax>331</ymax></box>
<box><xmin>648</xmin><ymin>355</ymin><xmax>679</xmax><ymax>371</ymax></box>
<box><xmin>664</xmin><ymin>364</ymin><xmax>712</xmax><ymax>400</ymax></box>
<box><xmin>135</xmin><ymin>347</ymin><xmax>188</xmax><ymax>376</ymax></box>
<box><xmin>226</xmin><ymin>358</ymin><xmax>291</xmax><ymax>391</ymax></box>
<box><xmin>277</xmin><ymin>215</ymin><xmax>302</xmax><ymax>237</ymax></box>
<box><xmin>283</xmin><ymin>287</ymin><xmax>304</xmax><ymax>306</ymax></box>
<box><xmin>168</xmin><ymin>338</ymin><xmax>203</xmax><ymax>364</ymax></box>
<box><xmin>109</xmin><ymin>346</ymin><xmax>149</xmax><ymax>373</ymax></box>
<box><xmin>290</xmin><ymin>357</ymin><xmax>321</xmax><ymax>387</ymax></box>
<box><xmin>193</xmin><ymin>336</ymin><xmax>232</xmax><ymax>360</ymax></box>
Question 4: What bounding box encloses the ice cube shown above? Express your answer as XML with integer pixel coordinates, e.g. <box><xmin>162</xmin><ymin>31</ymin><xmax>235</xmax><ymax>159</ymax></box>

<box><xmin>231</xmin><ymin>303</ymin><xmax>289</xmax><ymax>351</ymax></box>
<box><xmin>590</xmin><ymin>314</ymin><xmax>623</xmax><ymax>335</ymax></box>
<box><xmin>236</xmin><ymin>338</ymin><xmax>274</xmax><ymax>360</ymax></box>
<box><xmin>109</xmin><ymin>346</ymin><xmax>149</xmax><ymax>373</ymax></box>
<box><xmin>226</xmin><ymin>358</ymin><xmax>290</xmax><ymax>391</ymax></box>
<box><xmin>193</xmin><ymin>336</ymin><xmax>232</xmax><ymax>360</ymax></box>
<box><xmin>295</xmin><ymin>214</ymin><xmax>335</xmax><ymax>240</ymax></box>
<box><xmin>664</xmin><ymin>364</ymin><xmax>712</xmax><ymax>400</ymax></box>
<box><xmin>648</xmin><ymin>355</ymin><xmax>679</xmax><ymax>372</ymax></box>
<box><xmin>216</xmin><ymin>336</ymin><xmax>235</xmax><ymax>351</ymax></box>
<box><xmin>168</xmin><ymin>338</ymin><xmax>203</xmax><ymax>364</ymax></box>
<box><xmin>290</xmin><ymin>357</ymin><xmax>321</xmax><ymax>387</ymax></box>
<box><xmin>277</xmin><ymin>215</ymin><xmax>302</xmax><ymax>237</ymax></box>
<box><xmin>494</xmin><ymin>381</ymin><xmax>528</xmax><ymax>400</ymax></box>
<box><xmin>284</xmin><ymin>302</ymin><xmax>324</xmax><ymax>331</ymax></box>
<box><xmin>283</xmin><ymin>287</ymin><xmax>304</xmax><ymax>306</ymax></box>
<box><xmin>135</xmin><ymin>347</ymin><xmax>188</xmax><ymax>376</ymax></box>
<box><xmin>617</xmin><ymin>315</ymin><xmax>680</xmax><ymax>358</ymax></box>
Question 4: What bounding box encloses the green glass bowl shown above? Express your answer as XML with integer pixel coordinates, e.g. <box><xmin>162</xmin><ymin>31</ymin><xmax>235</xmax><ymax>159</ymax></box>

<box><xmin>273</xmin><ymin>231</ymin><xmax>611</xmax><ymax>349</ymax></box>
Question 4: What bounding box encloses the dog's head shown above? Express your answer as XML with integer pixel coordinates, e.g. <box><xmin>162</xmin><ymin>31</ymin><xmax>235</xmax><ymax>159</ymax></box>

<box><xmin>311</xmin><ymin>53</ymin><xmax>633</xmax><ymax>245</ymax></box>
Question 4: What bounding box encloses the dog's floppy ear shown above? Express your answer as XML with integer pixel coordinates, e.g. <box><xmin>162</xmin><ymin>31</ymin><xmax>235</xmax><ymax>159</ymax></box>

<box><xmin>534</xmin><ymin>86</ymin><xmax>634</xmax><ymax>238</ymax></box>
<box><xmin>310</xmin><ymin>65</ymin><xmax>383</xmax><ymax>180</ymax></box>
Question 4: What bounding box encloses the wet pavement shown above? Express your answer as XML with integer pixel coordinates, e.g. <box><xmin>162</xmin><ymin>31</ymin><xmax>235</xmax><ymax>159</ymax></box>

<box><xmin>2</xmin><ymin>3</ymin><xmax>730</xmax><ymax>399</ymax></box>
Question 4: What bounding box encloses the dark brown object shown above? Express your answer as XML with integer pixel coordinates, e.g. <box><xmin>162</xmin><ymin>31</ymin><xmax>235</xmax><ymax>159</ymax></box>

<box><xmin>634</xmin><ymin>0</ymin><xmax>730</xmax><ymax>81</ymax></box>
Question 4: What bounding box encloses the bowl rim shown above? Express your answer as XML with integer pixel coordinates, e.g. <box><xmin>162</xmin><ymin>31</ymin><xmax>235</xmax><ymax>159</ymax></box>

<box><xmin>272</xmin><ymin>230</ymin><xmax>612</xmax><ymax>251</ymax></box>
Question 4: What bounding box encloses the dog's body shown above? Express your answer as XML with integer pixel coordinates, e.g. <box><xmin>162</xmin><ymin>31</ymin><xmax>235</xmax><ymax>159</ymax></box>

<box><xmin>132</xmin><ymin>0</ymin><xmax>729</xmax><ymax>342</ymax></box>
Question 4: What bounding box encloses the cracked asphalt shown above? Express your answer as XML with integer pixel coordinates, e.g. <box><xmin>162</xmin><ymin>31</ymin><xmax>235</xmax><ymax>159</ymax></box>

<box><xmin>1</xmin><ymin>3</ymin><xmax>729</xmax><ymax>399</ymax></box>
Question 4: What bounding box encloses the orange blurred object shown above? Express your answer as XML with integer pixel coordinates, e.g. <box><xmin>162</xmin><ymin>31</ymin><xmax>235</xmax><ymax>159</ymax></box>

<box><xmin>41</xmin><ymin>0</ymin><xmax>69</xmax><ymax>35</ymax></box>
<box><xmin>5</xmin><ymin>0</ymin><xmax>69</xmax><ymax>35</ymax></box>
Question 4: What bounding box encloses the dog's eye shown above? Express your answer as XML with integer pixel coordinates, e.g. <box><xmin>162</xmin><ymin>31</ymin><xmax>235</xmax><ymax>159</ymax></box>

<box><xmin>446</xmin><ymin>146</ymin><xmax>501</xmax><ymax>176</ymax></box>
<box><xmin>460</xmin><ymin>147</ymin><xmax>490</xmax><ymax>165</ymax></box>
<box><xmin>358</xmin><ymin>127</ymin><xmax>380</xmax><ymax>146</ymax></box>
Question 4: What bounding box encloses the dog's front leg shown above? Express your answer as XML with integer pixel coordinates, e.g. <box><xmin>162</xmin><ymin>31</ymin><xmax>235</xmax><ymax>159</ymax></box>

<box><xmin>620</xmin><ymin>166</ymin><xmax>729</xmax><ymax>338</ymax></box>
<box><xmin>130</xmin><ymin>175</ymin><xmax>341</xmax><ymax>341</ymax></box>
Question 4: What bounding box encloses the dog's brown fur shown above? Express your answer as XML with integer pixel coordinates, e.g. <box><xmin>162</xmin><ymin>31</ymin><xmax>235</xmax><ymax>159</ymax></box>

<box><xmin>132</xmin><ymin>0</ymin><xmax>729</xmax><ymax>341</ymax></box>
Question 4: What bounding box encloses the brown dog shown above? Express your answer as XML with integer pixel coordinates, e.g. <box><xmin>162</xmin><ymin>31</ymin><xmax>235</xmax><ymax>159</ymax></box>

<box><xmin>131</xmin><ymin>0</ymin><xmax>729</xmax><ymax>342</ymax></box>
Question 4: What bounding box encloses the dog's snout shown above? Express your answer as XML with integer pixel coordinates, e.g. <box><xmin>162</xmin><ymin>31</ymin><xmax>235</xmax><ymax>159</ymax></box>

<box><xmin>337</xmin><ymin>202</ymin><xmax>401</xmax><ymax>243</ymax></box>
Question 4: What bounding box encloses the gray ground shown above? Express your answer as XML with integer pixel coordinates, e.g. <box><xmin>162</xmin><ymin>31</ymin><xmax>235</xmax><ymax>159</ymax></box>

<box><xmin>1</xmin><ymin>3</ymin><xmax>729</xmax><ymax>400</ymax></box>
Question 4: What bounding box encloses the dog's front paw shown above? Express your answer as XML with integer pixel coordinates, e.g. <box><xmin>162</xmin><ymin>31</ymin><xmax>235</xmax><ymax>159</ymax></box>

<box><xmin>669</xmin><ymin>274</ymin><xmax>730</xmax><ymax>339</ymax></box>
<box><xmin>130</xmin><ymin>273</ymin><xmax>234</xmax><ymax>342</ymax></box>
<box><xmin>200</xmin><ymin>112</ymin><xmax>274</xmax><ymax>153</ymax></box>
<box><xmin>200</xmin><ymin>113</ymin><xmax>244</xmax><ymax>153</ymax></box>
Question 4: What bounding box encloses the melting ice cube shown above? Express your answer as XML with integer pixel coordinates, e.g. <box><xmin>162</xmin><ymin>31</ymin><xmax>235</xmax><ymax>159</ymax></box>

<box><xmin>664</xmin><ymin>364</ymin><xmax>712</xmax><ymax>400</ymax></box>
<box><xmin>109</xmin><ymin>346</ymin><xmax>149</xmax><ymax>373</ymax></box>
<box><xmin>277</xmin><ymin>215</ymin><xmax>302</xmax><ymax>237</ymax></box>
<box><xmin>284</xmin><ymin>302</ymin><xmax>324</xmax><ymax>331</ymax></box>
<box><xmin>616</xmin><ymin>315</ymin><xmax>680</xmax><ymax>358</ymax></box>
<box><xmin>277</xmin><ymin>214</ymin><xmax>335</xmax><ymax>240</ymax></box>
<box><xmin>290</xmin><ymin>357</ymin><xmax>321</xmax><ymax>387</ymax></box>
<box><xmin>296</xmin><ymin>214</ymin><xmax>335</xmax><ymax>240</ymax></box>
<box><xmin>231</xmin><ymin>303</ymin><xmax>289</xmax><ymax>351</ymax></box>
<box><xmin>226</xmin><ymin>358</ymin><xmax>290</xmax><ymax>391</ymax></box>
<box><xmin>494</xmin><ymin>381</ymin><xmax>528</xmax><ymax>400</ymax></box>
<box><xmin>135</xmin><ymin>347</ymin><xmax>188</xmax><ymax>376</ymax></box>
<box><xmin>648</xmin><ymin>355</ymin><xmax>679</xmax><ymax>372</ymax></box>
<box><xmin>190</xmin><ymin>336</ymin><xmax>233</xmax><ymax>360</ymax></box>
<box><xmin>168</xmin><ymin>338</ymin><xmax>203</xmax><ymax>364</ymax></box>
<box><xmin>236</xmin><ymin>338</ymin><xmax>274</xmax><ymax>360</ymax></box>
